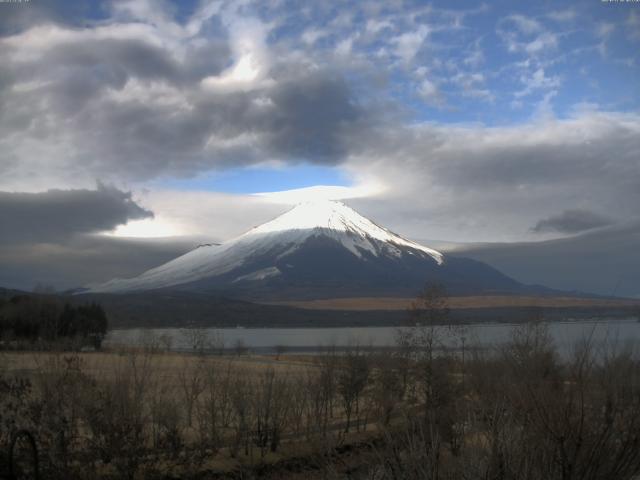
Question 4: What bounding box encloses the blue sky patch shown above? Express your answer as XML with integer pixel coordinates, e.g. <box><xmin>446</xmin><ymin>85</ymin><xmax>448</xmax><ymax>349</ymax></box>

<box><xmin>156</xmin><ymin>164</ymin><xmax>351</xmax><ymax>194</ymax></box>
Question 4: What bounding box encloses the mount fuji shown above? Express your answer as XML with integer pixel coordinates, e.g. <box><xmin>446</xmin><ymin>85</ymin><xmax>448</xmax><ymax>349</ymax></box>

<box><xmin>84</xmin><ymin>200</ymin><xmax>531</xmax><ymax>299</ymax></box>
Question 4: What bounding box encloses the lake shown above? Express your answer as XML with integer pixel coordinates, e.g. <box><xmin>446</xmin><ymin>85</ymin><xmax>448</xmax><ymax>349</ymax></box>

<box><xmin>105</xmin><ymin>318</ymin><xmax>640</xmax><ymax>355</ymax></box>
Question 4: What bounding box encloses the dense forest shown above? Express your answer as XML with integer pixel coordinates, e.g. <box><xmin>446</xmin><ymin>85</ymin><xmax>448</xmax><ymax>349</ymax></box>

<box><xmin>0</xmin><ymin>294</ymin><xmax>108</xmax><ymax>348</ymax></box>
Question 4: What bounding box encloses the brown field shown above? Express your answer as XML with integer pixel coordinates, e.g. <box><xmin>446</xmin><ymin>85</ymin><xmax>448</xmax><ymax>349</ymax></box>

<box><xmin>265</xmin><ymin>295</ymin><xmax>640</xmax><ymax>311</ymax></box>
<box><xmin>0</xmin><ymin>350</ymin><xmax>314</xmax><ymax>382</ymax></box>
<box><xmin>0</xmin><ymin>349</ymin><xmax>350</xmax><ymax>478</ymax></box>
<box><xmin>4</xmin><ymin>330</ymin><xmax>640</xmax><ymax>479</ymax></box>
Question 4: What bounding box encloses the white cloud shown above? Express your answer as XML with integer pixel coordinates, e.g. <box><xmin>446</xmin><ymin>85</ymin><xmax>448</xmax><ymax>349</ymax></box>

<box><xmin>515</xmin><ymin>67</ymin><xmax>561</xmax><ymax>98</ymax></box>
<box><xmin>301</xmin><ymin>28</ymin><xmax>327</xmax><ymax>45</ymax></box>
<box><xmin>525</xmin><ymin>32</ymin><xmax>558</xmax><ymax>54</ymax></box>
<box><xmin>498</xmin><ymin>15</ymin><xmax>558</xmax><ymax>56</ymax></box>
<box><xmin>365</xmin><ymin>19</ymin><xmax>393</xmax><ymax>35</ymax></box>
<box><xmin>507</xmin><ymin>14</ymin><xmax>542</xmax><ymax>35</ymax></box>
<box><xmin>462</xmin><ymin>39</ymin><xmax>485</xmax><ymax>67</ymax></box>
<box><xmin>627</xmin><ymin>11</ymin><xmax>640</xmax><ymax>40</ymax></box>
<box><xmin>393</xmin><ymin>24</ymin><xmax>429</xmax><ymax>64</ymax></box>
<box><xmin>111</xmin><ymin>189</ymin><xmax>286</xmax><ymax>241</ymax></box>
<box><xmin>593</xmin><ymin>22</ymin><xmax>616</xmax><ymax>57</ymax></box>
<box><xmin>111</xmin><ymin>217</ymin><xmax>183</xmax><ymax>238</ymax></box>
<box><xmin>547</xmin><ymin>9</ymin><xmax>577</xmax><ymax>22</ymax></box>
<box><xmin>107</xmin><ymin>180</ymin><xmax>387</xmax><ymax>242</ymax></box>
<box><xmin>596</xmin><ymin>22</ymin><xmax>615</xmax><ymax>38</ymax></box>
<box><xmin>335</xmin><ymin>36</ymin><xmax>354</xmax><ymax>57</ymax></box>
<box><xmin>417</xmin><ymin>78</ymin><xmax>441</xmax><ymax>104</ymax></box>
<box><xmin>201</xmin><ymin>17</ymin><xmax>273</xmax><ymax>92</ymax></box>
<box><xmin>255</xmin><ymin>183</ymin><xmax>386</xmax><ymax>205</ymax></box>
<box><xmin>452</xmin><ymin>72</ymin><xmax>494</xmax><ymax>101</ymax></box>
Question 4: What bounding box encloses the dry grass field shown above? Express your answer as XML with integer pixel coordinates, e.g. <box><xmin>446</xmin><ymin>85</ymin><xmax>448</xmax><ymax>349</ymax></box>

<box><xmin>4</xmin><ymin>323</ymin><xmax>640</xmax><ymax>479</ymax></box>
<box><xmin>0</xmin><ymin>347</ymin><xmax>383</xmax><ymax>479</ymax></box>
<box><xmin>0</xmin><ymin>350</ymin><xmax>313</xmax><ymax>380</ymax></box>
<box><xmin>265</xmin><ymin>295</ymin><xmax>640</xmax><ymax>311</ymax></box>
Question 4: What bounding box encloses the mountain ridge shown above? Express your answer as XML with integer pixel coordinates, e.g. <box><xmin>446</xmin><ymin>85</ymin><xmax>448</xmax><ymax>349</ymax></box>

<box><xmin>84</xmin><ymin>200</ymin><xmax>546</xmax><ymax>299</ymax></box>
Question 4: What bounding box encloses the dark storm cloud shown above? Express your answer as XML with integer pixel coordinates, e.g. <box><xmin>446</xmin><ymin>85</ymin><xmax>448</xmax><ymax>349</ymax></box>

<box><xmin>0</xmin><ymin>0</ymin><xmax>103</xmax><ymax>37</ymax></box>
<box><xmin>450</xmin><ymin>220</ymin><xmax>640</xmax><ymax>298</ymax></box>
<box><xmin>0</xmin><ymin>23</ymin><xmax>364</xmax><ymax>184</ymax></box>
<box><xmin>353</xmin><ymin>116</ymin><xmax>640</xmax><ymax>192</ymax></box>
<box><xmin>34</xmin><ymin>69</ymin><xmax>365</xmax><ymax>184</ymax></box>
<box><xmin>45</xmin><ymin>40</ymin><xmax>180</xmax><ymax>105</ymax></box>
<box><xmin>0</xmin><ymin>184</ymin><xmax>153</xmax><ymax>243</ymax></box>
<box><xmin>0</xmin><ymin>4</ymin><xmax>370</xmax><ymax>183</ymax></box>
<box><xmin>1</xmin><ymin>36</ymin><xmax>230</xmax><ymax>115</ymax></box>
<box><xmin>0</xmin><ymin>235</ymin><xmax>197</xmax><ymax>291</ymax></box>
<box><xmin>345</xmin><ymin>113</ymin><xmax>640</xmax><ymax>243</ymax></box>
<box><xmin>266</xmin><ymin>73</ymin><xmax>362</xmax><ymax>162</ymax></box>
<box><xmin>46</xmin><ymin>37</ymin><xmax>231</xmax><ymax>91</ymax></box>
<box><xmin>532</xmin><ymin>209</ymin><xmax>615</xmax><ymax>234</ymax></box>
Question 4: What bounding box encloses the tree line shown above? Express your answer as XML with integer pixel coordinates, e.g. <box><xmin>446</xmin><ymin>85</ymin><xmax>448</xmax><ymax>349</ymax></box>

<box><xmin>0</xmin><ymin>294</ymin><xmax>108</xmax><ymax>348</ymax></box>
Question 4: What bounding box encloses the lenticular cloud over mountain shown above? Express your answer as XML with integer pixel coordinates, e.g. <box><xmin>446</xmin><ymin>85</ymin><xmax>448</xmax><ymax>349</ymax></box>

<box><xmin>84</xmin><ymin>200</ymin><xmax>526</xmax><ymax>299</ymax></box>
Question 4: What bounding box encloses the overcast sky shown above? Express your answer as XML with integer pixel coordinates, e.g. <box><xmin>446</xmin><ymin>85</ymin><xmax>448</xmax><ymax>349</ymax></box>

<box><xmin>0</xmin><ymin>0</ymin><xmax>639</xmax><ymax>296</ymax></box>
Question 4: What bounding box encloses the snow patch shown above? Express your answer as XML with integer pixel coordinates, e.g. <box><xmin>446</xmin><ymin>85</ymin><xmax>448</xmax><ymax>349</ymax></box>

<box><xmin>249</xmin><ymin>201</ymin><xmax>443</xmax><ymax>263</ymax></box>
<box><xmin>232</xmin><ymin>266</ymin><xmax>281</xmax><ymax>283</ymax></box>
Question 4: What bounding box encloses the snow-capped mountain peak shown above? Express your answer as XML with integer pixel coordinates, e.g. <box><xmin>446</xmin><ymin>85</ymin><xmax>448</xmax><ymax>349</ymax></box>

<box><xmin>251</xmin><ymin>200</ymin><xmax>377</xmax><ymax>234</ymax></box>
<box><xmin>248</xmin><ymin>200</ymin><xmax>443</xmax><ymax>262</ymax></box>
<box><xmin>84</xmin><ymin>200</ymin><xmax>444</xmax><ymax>294</ymax></box>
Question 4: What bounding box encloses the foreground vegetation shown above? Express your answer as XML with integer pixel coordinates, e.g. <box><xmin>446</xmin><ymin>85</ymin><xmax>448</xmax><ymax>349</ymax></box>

<box><xmin>2</xmin><ymin>319</ymin><xmax>640</xmax><ymax>479</ymax></box>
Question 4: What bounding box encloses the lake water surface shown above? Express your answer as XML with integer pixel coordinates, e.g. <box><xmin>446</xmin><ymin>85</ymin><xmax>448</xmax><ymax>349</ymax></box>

<box><xmin>106</xmin><ymin>318</ymin><xmax>640</xmax><ymax>355</ymax></box>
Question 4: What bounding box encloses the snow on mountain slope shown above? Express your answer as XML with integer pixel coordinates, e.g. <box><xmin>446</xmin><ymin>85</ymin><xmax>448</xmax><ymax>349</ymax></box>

<box><xmin>85</xmin><ymin>200</ymin><xmax>444</xmax><ymax>293</ymax></box>
<box><xmin>253</xmin><ymin>201</ymin><xmax>443</xmax><ymax>261</ymax></box>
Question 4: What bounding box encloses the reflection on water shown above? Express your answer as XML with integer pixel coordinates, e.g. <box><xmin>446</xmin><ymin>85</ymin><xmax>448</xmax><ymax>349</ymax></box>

<box><xmin>105</xmin><ymin>318</ymin><xmax>640</xmax><ymax>355</ymax></box>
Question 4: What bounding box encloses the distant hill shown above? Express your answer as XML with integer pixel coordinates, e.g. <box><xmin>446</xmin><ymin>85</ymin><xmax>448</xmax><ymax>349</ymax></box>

<box><xmin>75</xmin><ymin>290</ymin><xmax>639</xmax><ymax>329</ymax></box>
<box><xmin>0</xmin><ymin>287</ymin><xmax>27</xmax><ymax>298</ymax></box>
<box><xmin>2</xmin><ymin>287</ymin><xmax>637</xmax><ymax>328</ymax></box>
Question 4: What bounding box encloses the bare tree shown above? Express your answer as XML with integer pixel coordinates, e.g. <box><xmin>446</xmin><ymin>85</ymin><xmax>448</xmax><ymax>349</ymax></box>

<box><xmin>178</xmin><ymin>356</ymin><xmax>205</xmax><ymax>428</ymax></box>
<box><xmin>274</xmin><ymin>344</ymin><xmax>287</xmax><ymax>360</ymax></box>
<box><xmin>233</xmin><ymin>338</ymin><xmax>248</xmax><ymax>356</ymax></box>
<box><xmin>407</xmin><ymin>282</ymin><xmax>450</xmax><ymax>363</ymax></box>
<box><xmin>317</xmin><ymin>350</ymin><xmax>338</xmax><ymax>437</ymax></box>
<box><xmin>210</xmin><ymin>329</ymin><xmax>225</xmax><ymax>355</ymax></box>
<box><xmin>81</xmin><ymin>352</ymin><xmax>153</xmax><ymax>479</ymax></box>
<box><xmin>337</xmin><ymin>347</ymin><xmax>370</xmax><ymax>433</ymax></box>
<box><xmin>158</xmin><ymin>333</ymin><xmax>173</xmax><ymax>352</ymax></box>
<box><xmin>251</xmin><ymin>368</ymin><xmax>292</xmax><ymax>456</ymax></box>
<box><xmin>181</xmin><ymin>328</ymin><xmax>209</xmax><ymax>354</ymax></box>
<box><xmin>372</xmin><ymin>353</ymin><xmax>406</xmax><ymax>426</ymax></box>
<box><xmin>150</xmin><ymin>395</ymin><xmax>182</xmax><ymax>457</ymax></box>
<box><xmin>410</xmin><ymin>283</ymin><xmax>450</xmax><ymax>325</ymax></box>
<box><xmin>195</xmin><ymin>360</ymin><xmax>236</xmax><ymax>456</ymax></box>
<box><xmin>229</xmin><ymin>374</ymin><xmax>252</xmax><ymax>458</ymax></box>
